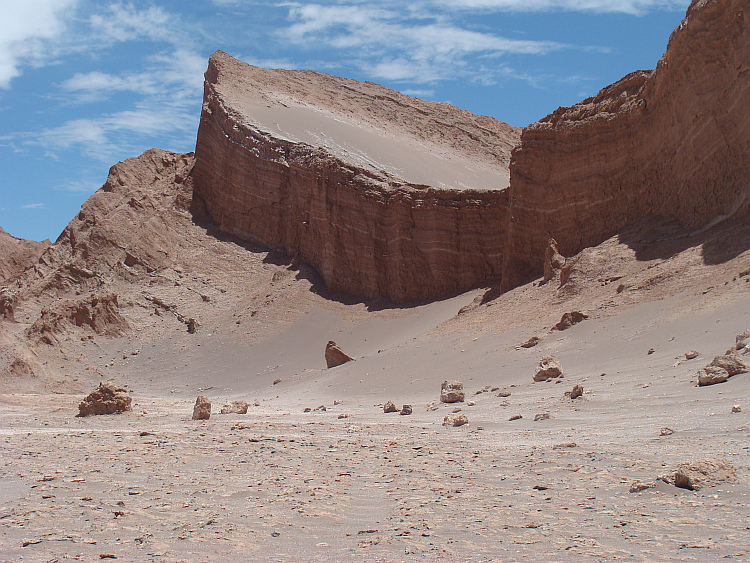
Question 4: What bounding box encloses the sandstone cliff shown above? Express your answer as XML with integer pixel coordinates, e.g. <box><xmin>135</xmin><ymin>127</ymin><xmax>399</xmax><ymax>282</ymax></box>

<box><xmin>504</xmin><ymin>0</ymin><xmax>750</xmax><ymax>283</ymax></box>
<box><xmin>193</xmin><ymin>51</ymin><xmax>520</xmax><ymax>303</ymax></box>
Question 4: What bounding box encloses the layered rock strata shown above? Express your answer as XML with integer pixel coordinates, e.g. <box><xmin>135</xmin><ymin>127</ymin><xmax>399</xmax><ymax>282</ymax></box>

<box><xmin>193</xmin><ymin>51</ymin><xmax>520</xmax><ymax>303</ymax></box>
<box><xmin>505</xmin><ymin>0</ymin><xmax>750</xmax><ymax>282</ymax></box>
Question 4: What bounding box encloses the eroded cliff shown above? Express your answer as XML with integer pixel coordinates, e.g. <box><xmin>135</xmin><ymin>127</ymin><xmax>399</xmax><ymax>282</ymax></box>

<box><xmin>505</xmin><ymin>0</ymin><xmax>750</xmax><ymax>282</ymax></box>
<box><xmin>193</xmin><ymin>51</ymin><xmax>520</xmax><ymax>303</ymax></box>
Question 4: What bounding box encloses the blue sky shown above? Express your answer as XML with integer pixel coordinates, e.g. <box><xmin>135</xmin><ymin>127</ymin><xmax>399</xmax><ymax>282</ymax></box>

<box><xmin>0</xmin><ymin>0</ymin><xmax>691</xmax><ymax>242</ymax></box>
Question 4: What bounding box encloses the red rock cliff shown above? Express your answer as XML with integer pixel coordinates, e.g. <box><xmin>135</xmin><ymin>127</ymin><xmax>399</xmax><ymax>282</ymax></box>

<box><xmin>192</xmin><ymin>51</ymin><xmax>520</xmax><ymax>303</ymax></box>
<box><xmin>505</xmin><ymin>0</ymin><xmax>750</xmax><ymax>281</ymax></box>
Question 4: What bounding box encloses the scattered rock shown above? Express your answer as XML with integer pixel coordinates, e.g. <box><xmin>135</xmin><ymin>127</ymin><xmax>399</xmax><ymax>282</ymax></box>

<box><xmin>426</xmin><ymin>401</ymin><xmax>439</xmax><ymax>411</ymax></box>
<box><xmin>325</xmin><ymin>341</ymin><xmax>354</xmax><ymax>369</ymax></box>
<box><xmin>520</xmin><ymin>336</ymin><xmax>540</xmax><ymax>348</ymax></box>
<box><xmin>673</xmin><ymin>459</ymin><xmax>739</xmax><ymax>491</ymax></box>
<box><xmin>440</xmin><ymin>380</ymin><xmax>465</xmax><ymax>403</ymax></box>
<box><xmin>697</xmin><ymin>366</ymin><xmax>730</xmax><ymax>386</ymax></box>
<box><xmin>314</xmin><ymin>405</ymin><xmax>326</xmax><ymax>412</ymax></box>
<box><xmin>553</xmin><ymin>442</ymin><xmax>577</xmax><ymax>449</ymax></box>
<box><xmin>78</xmin><ymin>381</ymin><xmax>132</xmax><ymax>417</ymax></box>
<box><xmin>564</xmin><ymin>385</ymin><xmax>583</xmax><ymax>399</ymax></box>
<box><xmin>533</xmin><ymin>355</ymin><xmax>563</xmax><ymax>382</ymax></box>
<box><xmin>543</xmin><ymin>238</ymin><xmax>565</xmax><ymax>282</ymax></box>
<box><xmin>272</xmin><ymin>378</ymin><xmax>282</xmax><ymax>385</ymax></box>
<box><xmin>629</xmin><ymin>481</ymin><xmax>656</xmax><ymax>493</ymax></box>
<box><xmin>338</xmin><ymin>413</ymin><xmax>352</xmax><ymax>419</ymax></box>
<box><xmin>660</xmin><ymin>427</ymin><xmax>675</xmax><ymax>436</ymax></box>
<box><xmin>303</xmin><ymin>407</ymin><xmax>312</xmax><ymax>413</ymax></box>
<box><xmin>467</xmin><ymin>400</ymin><xmax>476</xmax><ymax>407</ymax></box>
<box><xmin>555</xmin><ymin>311</ymin><xmax>588</xmax><ymax>331</ymax></box>
<box><xmin>647</xmin><ymin>348</ymin><xmax>655</xmax><ymax>355</ymax></box>
<box><xmin>187</xmin><ymin>318</ymin><xmax>199</xmax><ymax>334</ymax></box>
<box><xmin>443</xmin><ymin>413</ymin><xmax>468</xmax><ymax>427</ymax></box>
<box><xmin>509</xmin><ymin>414</ymin><xmax>523</xmax><ymax>421</ymax></box>
<box><xmin>709</xmin><ymin>354</ymin><xmax>750</xmax><ymax>376</ymax></box>
<box><xmin>534</xmin><ymin>412</ymin><xmax>551</xmax><ymax>421</ymax></box>
<box><xmin>736</xmin><ymin>330</ymin><xmax>750</xmax><ymax>351</ymax></box>
<box><xmin>685</xmin><ymin>350</ymin><xmax>700</xmax><ymax>360</ymax></box>
<box><xmin>220</xmin><ymin>400</ymin><xmax>248</xmax><ymax>415</ymax></box>
<box><xmin>400</xmin><ymin>404</ymin><xmax>412</xmax><ymax>415</ymax></box>
<box><xmin>732</xmin><ymin>405</ymin><xmax>742</xmax><ymax>413</ymax></box>
<box><xmin>383</xmin><ymin>400</ymin><xmax>398</xmax><ymax>413</ymax></box>
<box><xmin>496</xmin><ymin>390</ymin><xmax>511</xmax><ymax>398</ymax></box>
<box><xmin>333</xmin><ymin>400</ymin><xmax>343</xmax><ymax>405</ymax></box>
<box><xmin>452</xmin><ymin>407</ymin><xmax>462</xmax><ymax>413</ymax></box>
<box><xmin>192</xmin><ymin>396</ymin><xmax>211</xmax><ymax>420</ymax></box>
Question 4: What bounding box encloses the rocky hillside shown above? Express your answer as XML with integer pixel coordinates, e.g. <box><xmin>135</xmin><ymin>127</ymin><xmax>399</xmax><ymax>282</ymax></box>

<box><xmin>0</xmin><ymin>227</ymin><xmax>49</xmax><ymax>285</ymax></box>
<box><xmin>504</xmin><ymin>0</ymin><xmax>750</xmax><ymax>282</ymax></box>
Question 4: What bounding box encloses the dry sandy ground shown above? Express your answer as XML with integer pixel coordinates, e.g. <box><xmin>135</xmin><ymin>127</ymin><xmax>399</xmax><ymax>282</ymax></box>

<box><xmin>2</xmin><ymin>284</ymin><xmax>750</xmax><ymax>562</ymax></box>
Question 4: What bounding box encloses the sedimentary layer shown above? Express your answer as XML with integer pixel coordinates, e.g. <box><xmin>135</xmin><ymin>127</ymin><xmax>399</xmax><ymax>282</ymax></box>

<box><xmin>192</xmin><ymin>51</ymin><xmax>520</xmax><ymax>303</ymax></box>
<box><xmin>505</xmin><ymin>0</ymin><xmax>750</xmax><ymax>280</ymax></box>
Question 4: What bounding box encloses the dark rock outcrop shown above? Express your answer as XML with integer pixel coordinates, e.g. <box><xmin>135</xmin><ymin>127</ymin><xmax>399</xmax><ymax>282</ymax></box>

<box><xmin>78</xmin><ymin>381</ymin><xmax>132</xmax><ymax>417</ymax></box>
<box><xmin>325</xmin><ymin>341</ymin><xmax>354</xmax><ymax>369</ymax></box>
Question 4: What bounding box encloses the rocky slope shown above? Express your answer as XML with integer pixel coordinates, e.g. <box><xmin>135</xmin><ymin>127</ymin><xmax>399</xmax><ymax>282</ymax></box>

<box><xmin>0</xmin><ymin>227</ymin><xmax>49</xmax><ymax>285</ymax></box>
<box><xmin>193</xmin><ymin>51</ymin><xmax>520</xmax><ymax>303</ymax></box>
<box><xmin>505</xmin><ymin>0</ymin><xmax>750</xmax><ymax>283</ymax></box>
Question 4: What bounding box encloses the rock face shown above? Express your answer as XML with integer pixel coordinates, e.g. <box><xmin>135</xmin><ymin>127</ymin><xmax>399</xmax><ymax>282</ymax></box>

<box><xmin>534</xmin><ymin>355</ymin><xmax>564</xmax><ymax>382</ymax></box>
<box><xmin>673</xmin><ymin>459</ymin><xmax>739</xmax><ymax>490</ymax></box>
<box><xmin>0</xmin><ymin>227</ymin><xmax>49</xmax><ymax>285</ymax></box>
<box><xmin>193</xmin><ymin>396</ymin><xmax>211</xmax><ymax>420</ymax></box>
<box><xmin>440</xmin><ymin>380</ymin><xmax>465</xmax><ymax>403</ymax></box>
<box><xmin>325</xmin><ymin>341</ymin><xmax>354</xmax><ymax>369</ymax></box>
<box><xmin>192</xmin><ymin>51</ymin><xmax>520</xmax><ymax>303</ymax></box>
<box><xmin>78</xmin><ymin>381</ymin><xmax>132</xmax><ymax>417</ymax></box>
<box><xmin>504</xmin><ymin>0</ymin><xmax>750</xmax><ymax>283</ymax></box>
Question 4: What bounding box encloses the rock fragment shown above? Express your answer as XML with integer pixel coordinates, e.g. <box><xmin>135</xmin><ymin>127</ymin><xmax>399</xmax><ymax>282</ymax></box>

<box><xmin>192</xmin><ymin>395</ymin><xmax>211</xmax><ymax>420</ymax></box>
<box><xmin>534</xmin><ymin>412</ymin><xmax>551</xmax><ymax>421</ymax></box>
<box><xmin>400</xmin><ymin>404</ymin><xmax>412</xmax><ymax>415</ymax></box>
<box><xmin>564</xmin><ymin>385</ymin><xmax>583</xmax><ymax>399</ymax></box>
<box><xmin>543</xmin><ymin>238</ymin><xmax>565</xmax><ymax>282</ymax></box>
<box><xmin>325</xmin><ymin>341</ymin><xmax>354</xmax><ymax>369</ymax></box>
<box><xmin>443</xmin><ymin>413</ymin><xmax>468</xmax><ymax>427</ymax></box>
<box><xmin>732</xmin><ymin>405</ymin><xmax>742</xmax><ymax>413</ymax></box>
<box><xmin>220</xmin><ymin>400</ymin><xmax>248</xmax><ymax>414</ymax></box>
<box><xmin>509</xmin><ymin>414</ymin><xmax>523</xmax><ymax>421</ymax></box>
<box><xmin>673</xmin><ymin>459</ymin><xmax>739</xmax><ymax>491</ymax></box>
<box><xmin>685</xmin><ymin>350</ymin><xmax>700</xmax><ymax>360</ymax></box>
<box><xmin>440</xmin><ymin>380</ymin><xmax>465</xmax><ymax>403</ymax></box>
<box><xmin>78</xmin><ymin>381</ymin><xmax>132</xmax><ymax>417</ymax></box>
<box><xmin>383</xmin><ymin>400</ymin><xmax>398</xmax><ymax>413</ymax></box>
<box><xmin>660</xmin><ymin>427</ymin><xmax>675</xmax><ymax>436</ymax></box>
<box><xmin>629</xmin><ymin>481</ymin><xmax>656</xmax><ymax>493</ymax></box>
<box><xmin>697</xmin><ymin>366</ymin><xmax>730</xmax><ymax>386</ymax></box>
<box><xmin>533</xmin><ymin>355</ymin><xmax>563</xmax><ymax>382</ymax></box>
<box><xmin>554</xmin><ymin>311</ymin><xmax>588</xmax><ymax>331</ymax></box>
<box><xmin>520</xmin><ymin>336</ymin><xmax>540</xmax><ymax>348</ymax></box>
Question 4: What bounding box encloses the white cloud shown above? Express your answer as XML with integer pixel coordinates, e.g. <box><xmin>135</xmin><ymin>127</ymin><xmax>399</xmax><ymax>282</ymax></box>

<box><xmin>0</xmin><ymin>0</ymin><xmax>77</xmax><ymax>88</ymax></box>
<box><xmin>89</xmin><ymin>3</ymin><xmax>173</xmax><ymax>44</ymax></box>
<box><xmin>22</xmin><ymin>203</ymin><xmax>44</xmax><ymax>209</ymax></box>
<box><xmin>434</xmin><ymin>0</ymin><xmax>689</xmax><ymax>14</ymax></box>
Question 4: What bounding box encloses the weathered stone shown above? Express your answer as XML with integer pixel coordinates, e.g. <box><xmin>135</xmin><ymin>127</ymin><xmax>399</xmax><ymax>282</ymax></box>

<box><xmin>440</xmin><ymin>380</ymin><xmax>465</xmax><ymax>403</ymax></box>
<box><xmin>565</xmin><ymin>385</ymin><xmax>583</xmax><ymax>399</ymax></box>
<box><xmin>732</xmin><ymin>405</ymin><xmax>742</xmax><ymax>413</ymax></box>
<box><xmin>443</xmin><ymin>413</ymin><xmax>468</xmax><ymax>427</ymax></box>
<box><xmin>187</xmin><ymin>318</ymin><xmax>199</xmax><ymax>334</ymax></box>
<box><xmin>78</xmin><ymin>381</ymin><xmax>132</xmax><ymax>417</ymax></box>
<box><xmin>325</xmin><ymin>341</ymin><xmax>354</xmax><ymax>369</ymax></box>
<box><xmin>543</xmin><ymin>238</ymin><xmax>565</xmax><ymax>282</ymax></box>
<box><xmin>533</xmin><ymin>355</ymin><xmax>563</xmax><ymax>382</ymax></box>
<box><xmin>400</xmin><ymin>404</ymin><xmax>412</xmax><ymax>416</ymax></box>
<box><xmin>520</xmin><ymin>336</ymin><xmax>540</xmax><ymax>348</ymax></box>
<box><xmin>220</xmin><ymin>400</ymin><xmax>248</xmax><ymax>415</ymax></box>
<box><xmin>555</xmin><ymin>311</ymin><xmax>588</xmax><ymax>331</ymax></box>
<box><xmin>383</xmin><ymin>400</ymin><xmax>398</xmax><ymax>413</ymax></box>
<box><xmin>736</xmin><ymin>330</ymin><xmax>750</xmax><ymax>351</ymax></box>
<box><xmin>660</xmin><ymin>427</ymin><xmax>675</xmax><ymax>436</ymax></box>
<box><xmin>629</xmin><ymin>481</ymin><xmax>656</xmax><ymax>493</ymax></box>
<box><xmin>697</xmin><ymin>366</ymin><xmax>730</xmax><ymax>386</ymax></box>
<box><xmin>509</xmin><ymin>414</ymin><xmax>523</xmax><ymax>421</ymax></box>
<box><xmin>534</xmin><ymin>412</ymin><xmax>552</xmax><ymax>422</ymax></box>
<box><xmin>674</xmin><ymin>459</ymin><xmax>739</xmax><ymax>491</ymax></box>
<box><xmin>685</xmin><ymin>350</ymin><xmax>700</xmax><ymax>360</ymax></box>
<box><xmin>192</xmin><ymin>395</ymin><xmax>211</xmax><ymax>420</ymax></box>
<box><xmin>709</xmin><ymin>354</ymin><xmax>750</xmax><ymax>376</ymax></box>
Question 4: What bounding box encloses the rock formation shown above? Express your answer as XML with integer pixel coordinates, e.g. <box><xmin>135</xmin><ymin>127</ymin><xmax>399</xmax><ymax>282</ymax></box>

<box><xmin>709</xmin><ymin>354</ymin><xmax>750</xmax><ymax>376</ymax></box>
<box><xmin>325</xmin><ymin>341</ymin><xmax>354</xmax><ymax>369</ymax></box>
<box><xmin>0</xmin><ymin>227</ymin><xmax>49</xmax><ymax>285</ymax></box>
<box><xmin>192</xmin><ymin>51</ymin><xmax>520</xmax><ymax>303</ymax></box>
<box><xmin>673</xmin><ymin>459</ymin><xmax>739</xmax><ymax>490</ymax></box>
<box><xmin>78</xmin><ymin>381</ymin><xmax>132</xmax><ymax>417</ymax></box>
<box><xmin>383</xmin><ymin>400</ymin><xmax>398</xmax><ymax>413</ymax></box>
<box><xmin>193</xmin><ymin>396</ymin><xmax>212</xmax><ymax>420</ymax></box>
<box><xmin>554</xmin><ymin>311</ymin><xmax>588</xmax><ymax>331</ymax></box>
<box><xmin>220</xmin><ymin>400</ymin><xmax>249</xmax><ymax>414</ymax></box>
<box><xmin>504</xmin><ymin>0</ymin><xmax>750</xmax><ymax>282</ymax></box>
<box><xmin>443</xmin><ymin>413</ymin><xmax>468</xmax><ymax>427</ymax></box>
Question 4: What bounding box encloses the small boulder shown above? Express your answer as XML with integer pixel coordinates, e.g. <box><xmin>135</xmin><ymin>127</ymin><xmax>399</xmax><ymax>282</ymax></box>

<box><xmin>660</xmin><ymin>427</ymin><xmax>675</xmax><ymax>436</ymax></box>
<box><xmin>732</xmin><ymin>405</ymin><xmax>742</xmax><ymax>413</ymax></box>
<box><xmin>709</xmin><ymin>354</ymin><xmax>750</xmax><ymax>376</ymax></box>
<box><xmin>383</xmin><ymin>400</ymin><xmax>398</xmax><ymax>413</ymax></box>
<box><xmin>685</xmin><ymin>350</ymin><xmax>700</xmax><ymax>360</ymax></box>
<box><xmin>565</xmin><ymin>385</ymin><xmax>583</xmax><ymax>399</ymax></box>
<box><xmin>555</xmin><ymin>311</ymin><xmax>588</xmax><ymax>331</ymax></box>
<box><xmin>325</xmin><ymin>341</ymin><xmax>354</xmax><ymax>369</ymax></box>
<box><xmin>78</xmin><ymin>381</ymin><xmax>132</xmax><ymax>417</ymax></box>
<box><xmin>520</xmin><ymin>336</ymin><xmax>540</xmax><ymax>349</ymax></box>
<box><xmin>533</xmin><ymin>355</ymin><xmax>563</xmax><ymax>382</ymax></box>
<box><xmin>509</xmin><ymin>414</ymin><xmax>523</xmax><ymax>421</ymax></box>
<box><xmin>697</xmin><ymin>366</ymin><xmax>730</xmax><ymax>386</ymax></box>
<box><xmin>220</xmin><ymin>400</ymin><xmax>248</xmax><ymax>415</ymax></box>
<box><xmin>673</xmin><ymin>459</ymin><xmax>739</xmax><ymax>491</ymax></box>
<box><xmin>534</xmin><ymin>412</ymin><xmax>551</xmax><ymax>422</ymax></box>
<box><xmin>736</xmin><ymin>330</ymin><xmax>750</xmax><ymax>351</ymax></box>
<box><xmin>443</xmin><ymin>413</ymin><xmax>468</xmax><ymax>427</ymax></box>
<box><xmin>400</xmin><ymin>404</ymin><xmax>412</xmax><ymax>416</ymax></box>
<box><xmin>187</xmin><ymin>318</ymin><xmax>199</xmax><ymax>334</ymax></box>
<box><xmin>192</xmin><ymin>395</ymin><xmax>211</xmax><ymax>420</ymax></box>
<box><xmin>440</xmin><ymin>380</ymin><xmax>465</xmax><ymax>403</ymax></box>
